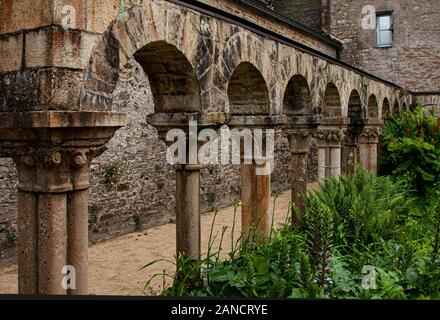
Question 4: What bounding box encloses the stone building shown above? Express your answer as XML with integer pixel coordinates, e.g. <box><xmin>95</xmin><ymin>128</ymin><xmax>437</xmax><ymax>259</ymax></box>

<box><xmin>271</xmin><ymin>0</ymin><xmax>440</xmax><ymax>100</ymax></box>
<box><xmin>0</xmin><ymin>0</ymin><xmax>438</xmax><ymax>294</ymax></box>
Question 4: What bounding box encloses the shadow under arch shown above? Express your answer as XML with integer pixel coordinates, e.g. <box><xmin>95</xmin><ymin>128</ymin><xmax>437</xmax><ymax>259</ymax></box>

<box><xmin>347</xmin><ymin>89</ymin><xmax>364</xmax><ymax>134</ymax></box>
<box><xmin>322</xmin><ymin>83</ymin><xmax>342</xmax><ymax>117</ymax></box>
<box><xmin>283</xmin><ymin>75</ymin><xmax>313</xmax><ymax>116</ymax></box>
<box><xmin>134</xmin><ymin>41</ymin><xmax>201</xmax><ymax>113</ymax></box>
<box><xmin>368</xmin><ymin>94</ymin><xmax>379</xmax><ymax>119</ymax></box>
<box><xmin>343</xmin><ymin>89</ymin><xmax>364</xmax><ymax>174</ymax></box>
<box><xmin>382</xmin><ymin>97</ymin><xmax>391</xmax><ymax>119</ymax></box>
<box><xmin>393</xmin><ymin>100</ymin><xmax>400</xmax><ymax>115</ymax></box>
<box><xmin>227</xmin><ymin>62</ymin><xmax>270</xmax><ymax>115</ymax></box>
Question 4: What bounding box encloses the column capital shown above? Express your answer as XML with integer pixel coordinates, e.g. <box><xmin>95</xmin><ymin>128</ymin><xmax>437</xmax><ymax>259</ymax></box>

<box><xmin>4</xmin><ymin>145</ymin><xmax>108</xmax><ymax>193</ymax></box>
<box><xmin>314</xmin><ymin>129</ymin><xmax>345</xmax><ymax>148</ymax></box>
<box><xmin>358</xmin><ymin>126</ymin><xmax>381</xmax><ymax>144</ymax></box>
<box><xmin>286</xmin><ymin>129</ymin><xmax>311</xmax><ymax>154</ymax></box>
<box><xmin>0</xmin><ymin>111</ymin><xmax>126</xmax><ymax>193</ymax></box>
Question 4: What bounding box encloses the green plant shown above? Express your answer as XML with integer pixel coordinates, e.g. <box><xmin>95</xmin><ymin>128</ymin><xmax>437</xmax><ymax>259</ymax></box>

<box><xmin>156</xmin><ymin>179</ymin><xmax>166</xmax><ymax>190</ymax></box>
<box><xmin>133</xmin><ymin>214</ymin><xmax>142</xmax><ymax>230</ymax></box>
<box><xmin>142</xmin><ymin>170</ymin><xmax>440</xmax><ymax>300</ymax></box>
<box><xmin>207</xmin><ymin>167</ymin><xmax>215</xmax><ymax>174</ymax></box>
<box><xmin>7</xmin><ymin>228</ymin><xmax>17</xmax><ymax>242</ymax></box>
<box><xmin>103</xmin><ymin>161</ymin><xmax>120</xmax><ymax>184</ymax></box>
<box><xmin>380</xmin><ymin>105</ymin><xmax>440</xmax><ymax>195</ymax></box>
<box><xmin>206</xmin><ymin>193</ymin><xmax>216</xmax><ymax>205</ymax></box>
<box><xmin>88</xmin><ymin>203</ymin><xmax>100</xmax><ymax>225</ymax></box>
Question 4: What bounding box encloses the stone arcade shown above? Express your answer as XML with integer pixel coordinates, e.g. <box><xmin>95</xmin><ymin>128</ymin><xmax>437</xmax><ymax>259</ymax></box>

<box><xmin>0</xmin><ymin>0</ymin><xmax>438</xmax><ymax>295</ymax></box>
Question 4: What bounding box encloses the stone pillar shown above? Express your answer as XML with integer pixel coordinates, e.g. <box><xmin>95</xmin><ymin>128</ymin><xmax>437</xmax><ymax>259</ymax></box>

<box><xmin>343</xmin><ymin>133</ymin><xmax>358</xmax><ymax>175</ymax></box>
<box><xmin>330</xmin><ymin>146</ymin><xmax>342</xmax><ymax>178</ymax></box>
<box><xmin>315</xmin><ymin>129</ymin><xmax>344</xmax><ymax>179</ymax></box>
<box><xmin>240</xmin><ymin>159</ymin><xmax>271</xmax><ymax>242</ymax></box>
<box><xmin>175</xmin><ymin>164</ymin><xmax>202</xmax><ymax>260</ymax></box>
<box><xmin>12</xmin><ymin>146</ymin><xmax>105</xmax><ymax>295</ymax></box>
<box><xmin>0</xmin><ymin>111</ymin><xmax>126</xmax><ymax>295</ymax></box>
<box><xmin>287</xmin><ymin>130</ymin><xmax>311</xmax><ymax>220</ymax></box>
<box><xmin>358</xmin><ymin>127</ymin><xmax>381</xmax><ymax>174</ymax></box>
<box><xmin>317</xmin><ymin>148</ymin><xmax>326</xmax><ymax>180</ymax></box>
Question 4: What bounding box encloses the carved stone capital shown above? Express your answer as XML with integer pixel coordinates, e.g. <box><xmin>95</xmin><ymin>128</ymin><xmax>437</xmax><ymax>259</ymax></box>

<box><xmin>358</xmin><ymin>127</ymin><xmax>381</xmax><ymax>144</ymax></box>
<box><xmin>314</xmin><ymin>129</ymin><xmax>345</xmax><ymax>148</ymax></box>
<box><xmin>0</xmin><ymin>111</ymin><xmax>126</xmax><ymax>193</ymax></box>
<box><xmin>287</xmin><ymin>130</ymin><xmax>311</xmax><ymax>154</ymax></box>
<box><xmin>5</xmin><ymin>144</ymin><xmax>107</xmax><ymax>193</ymax></box>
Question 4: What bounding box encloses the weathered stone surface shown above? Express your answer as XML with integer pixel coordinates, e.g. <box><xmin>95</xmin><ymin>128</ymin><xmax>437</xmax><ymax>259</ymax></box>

<box><xmin>328</xmin><ymin>0</ymin><xmax>440</xmax><ymax>92</ymax></box>
<box><xmin>0</xmin><ymin>68</ymin><xmax>84</xmax><ymax>112</ymax></box>
<box><xmin>0</xmin><ymin>34</ymin><xmax>23</xmax><ymax>72</ymax></box>
<box><xmin>25</xmin><ymin>27</ymin><xmax>99</xmax><ymax>69</ymax></box>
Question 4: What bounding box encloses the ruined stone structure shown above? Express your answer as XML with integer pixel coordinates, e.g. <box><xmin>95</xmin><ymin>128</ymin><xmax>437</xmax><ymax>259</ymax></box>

<box><xmin>0</xmin><ymin>0</ymin><xmax>437</xmax><ymax>295</ymax></box>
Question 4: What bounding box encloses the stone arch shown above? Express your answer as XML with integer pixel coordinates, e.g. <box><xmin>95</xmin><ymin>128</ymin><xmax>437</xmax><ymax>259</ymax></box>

<box><xmin>227</xmin><ymin>62</ymin><xmax>270</xmax><ymax>115</ymax></box>
<box><xmin>282</xmin><ymin>75</ymin><xmax>313</xmax><ymax>116</ymax></box>
<box><xmin>133</xmin><ymin>41</ymin><xmax>201</xmax><ymax>113</ymax></box>
<box><xmin>368</xmin><ymin>94</ymin><xmax>379</xmax><ymax>118</ymax></box>
<box><xmin>393</xmin><ymin>100</ymin><xmax>400</xmax><ymax>115</ymax></box>
<box><xmin>347</xmin><ymin>90</ymin><xmax>364</xmax><ymax>129</ymax></box>
<box><xmin>382</xmin><ymin>97</ymin><xmax>391</xmax><ymax>119</ymax></box>
<box><xmin>403</xmin><ymin>101</ymin><xmax>409</xmax><ymax>111</ymax></box>
<box><xmin>219</xmin><ymin>31</ymin><xmax>273</xmax><ymax>114</ymax></box>
<box><xmin>82</xmin><ymin>2</ymin><xmax>214</xmax><ymax>111</ymax></box>
<box><xmin>322</xmin><ymin>83</ymin><xmax>342</xmax><ymax>117</ymax></box>
<box><xmin>278</xmin><ymin>51</ymin><xmax>316</xmax><ymax>112</ymax></box>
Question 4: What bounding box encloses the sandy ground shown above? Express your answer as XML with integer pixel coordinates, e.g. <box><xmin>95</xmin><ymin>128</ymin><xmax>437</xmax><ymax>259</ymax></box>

<box><xmin>0</xmin><ymin>187</ymin><xmax>314</xmax><ymax>296</ymax></box>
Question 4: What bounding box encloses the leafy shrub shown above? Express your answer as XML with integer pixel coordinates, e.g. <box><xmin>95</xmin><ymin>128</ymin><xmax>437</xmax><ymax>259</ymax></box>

<box><xmin>380</xmin><ymin>105</ymin><xmax>440</xmax><ymax>195</ymax></box>
<box><xmin>144</xmin><ymin>170</ymin><xmax>440</xmax><ymax>299</ymax></box>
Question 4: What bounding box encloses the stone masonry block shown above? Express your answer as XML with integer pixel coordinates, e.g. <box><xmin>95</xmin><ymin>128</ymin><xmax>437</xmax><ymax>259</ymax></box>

<box><xmin>0</xmin><ymin>34</ymin><xmax>23</xmax><ymax>72</ymax></box>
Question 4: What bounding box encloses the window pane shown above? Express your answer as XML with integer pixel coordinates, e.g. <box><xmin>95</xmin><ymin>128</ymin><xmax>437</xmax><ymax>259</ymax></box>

<box><xmin>379</xmin><ymin>30</ymin><xmax>392</xmax><ymax>46</ymax></box>
<box><xmin>379</xmin><ymin>15</ymin><xmax>391</xmax><ymax>30</ymax></box>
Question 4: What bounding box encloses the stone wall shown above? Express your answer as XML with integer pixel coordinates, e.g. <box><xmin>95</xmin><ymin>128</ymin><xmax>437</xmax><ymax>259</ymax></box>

<box><xmin>199</xmin><ymin>0</ymin><xmax>339</xmax><ymax>57</ymax></box>
<box><xmin>273</xmin><ymin>0</ymin><xmax>323</xmax><ymax>31</ymax></box>
<box><xmin>328</xmin><ymin>0</ymin><xmax>440</xmax><ymax>92</ymax></box>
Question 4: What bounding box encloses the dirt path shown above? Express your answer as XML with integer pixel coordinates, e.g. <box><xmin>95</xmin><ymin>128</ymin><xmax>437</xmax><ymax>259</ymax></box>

<box><xmin>0</xmin><ymin>187</ymin><xmax>314</xmax><ymax>296</ymax></box>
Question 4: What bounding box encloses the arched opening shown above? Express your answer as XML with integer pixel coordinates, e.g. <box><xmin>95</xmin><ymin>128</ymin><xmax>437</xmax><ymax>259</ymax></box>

<box><xmin>348</xmin><ymin>90</ymin><xmax>364</xmax><ymax>134</ymax></box>
<box><xmin>382</xmin><ymin>98</ymin><xmax>391</xmax><ymax>119</ymax></box>
<box><xmin>368</xmin><ymin>94</ymin><xmax>379</xmax><ymax>118</ymax></box>
<box><xmin>344</xmin><ymin>90</ymin><xmax>364</xmax><ymax>174</ymax></box>
<box><xmin>393</xmin><ymin>100</ymin><xmax>400</xmax><ymax>115</ymax></box>
<box><xmin>322</xmin><ymin>83</ymin><xmax>342</xmax><ymax>117</ymax></box>
<box><xmin>134</xmin><ymin>41</ymin><xmax>201</xmax><ymax>113</ymax></box>
<box><xmin>227</xmin><ymin>62</ymin><xmax>270</xmax><ymax>115</ymax></box>
<box><xmin>283</xmin><ymin>75</ymin><xmax>312</xmax><ymax>115</ymax></box>
<box><xmin>403</xmin><ymin>102</ymin><xmax>409</xmax><ymax>111</ymax></box>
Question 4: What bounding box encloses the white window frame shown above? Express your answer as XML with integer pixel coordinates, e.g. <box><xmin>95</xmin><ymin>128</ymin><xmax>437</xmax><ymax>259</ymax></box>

<box><xmin>376</xmin><ymin>12</ymin><xmax>393</xmax><ymax>48</ymax></box>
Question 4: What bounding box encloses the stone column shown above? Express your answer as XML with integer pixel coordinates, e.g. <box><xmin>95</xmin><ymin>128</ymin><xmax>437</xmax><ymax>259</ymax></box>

<box><xmin>287</xmin><ymin>130</ymin><xmax>311</xmax><ymax>221</ymax></box>
<box><xmin>315</xmin><ymin>130</ymin><xmax>344</xmax><ymax>179</ymax></box>
<box><xmin>175</xmin><ymin>164</ymin><xmax>202</xmax><ymax>260</ymax></box>
<box><xmin>317</xmin><ymin>147</ymin><xmax>326</xmax><ymax>180</ymax></box>
<box><xmin>12</xmin><ymin>146</ymin><xmax>105</xmax><ymax>295</ymax></box>
<box><xmin>358</xmin><ymin>127</ymin><xmax>381</xmax><ymax>174</ymax></box>
<box><xmin>330</xmin><ymin>146</ymin><xmax>342</xmax><ymax>178</ymax></box>
<box><xmin>0</xmin><ymin>111</ymin><xmax>126</xmax><ymax>295</ymax></box>
<box><xmin>343</xmin><ymin>133</ymin><xmax>358</xmax><ymax>175</ymax></box>
<box><xmin>241</xmin><ymin>158</ymin><xmax>271</xmax><ymax>242</ymax></box>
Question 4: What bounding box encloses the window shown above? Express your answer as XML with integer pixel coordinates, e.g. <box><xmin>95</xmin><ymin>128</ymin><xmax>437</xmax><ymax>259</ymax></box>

<box><xmin>376</xmin><ymin>13</ymin><xmax>393</xmax><ymax>48</ymax></box>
